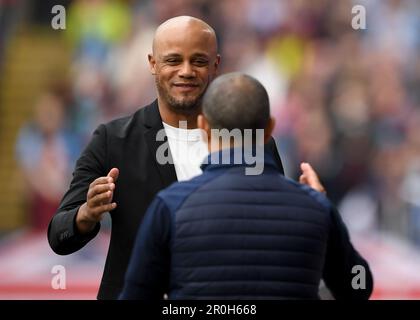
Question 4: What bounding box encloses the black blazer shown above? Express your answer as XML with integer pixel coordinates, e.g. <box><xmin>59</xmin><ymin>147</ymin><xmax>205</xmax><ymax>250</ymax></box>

<box><xmin>47</xmin><ymin>100</ymin><xmax>284</xmax><ymax>299</ymax></box>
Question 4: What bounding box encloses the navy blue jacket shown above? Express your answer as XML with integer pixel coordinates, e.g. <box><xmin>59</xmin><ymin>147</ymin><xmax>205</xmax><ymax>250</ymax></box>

<box><xmin>119</xmin><ymin>148</ymin><xmax>373</xmax><ymax>300</ymax></box>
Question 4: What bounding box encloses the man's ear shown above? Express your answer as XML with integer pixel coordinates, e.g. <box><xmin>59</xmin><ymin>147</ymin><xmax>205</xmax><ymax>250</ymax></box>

<box><xmin>148</xmin><ymin>54</ymin><xmax>156</xmax><ymax>75</ymax></box>
<box><xmin>197</xmin><ymin>114</ymin><xmax>211</xmax><ymax>143</ymax></box>
<box><xmin>264</xmin><ymin>117</ymin><xmax>276</xmax><ymax>144</ymax></box>
<box><xmin>214</xmin><ymin>54</ymin><xmax>221</xmax><ymax>75</ymax></box>
<box><xmin>197</xmin><ymin>114</ymin><xmax>210</xmax><ymax>132</ymax></box>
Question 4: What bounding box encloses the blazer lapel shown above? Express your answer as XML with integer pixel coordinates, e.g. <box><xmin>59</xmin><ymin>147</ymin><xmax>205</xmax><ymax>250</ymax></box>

<box><xmin>143</xmin><ymin>100</ymin><xmax>178</xmax><ymax>187</ymax></box>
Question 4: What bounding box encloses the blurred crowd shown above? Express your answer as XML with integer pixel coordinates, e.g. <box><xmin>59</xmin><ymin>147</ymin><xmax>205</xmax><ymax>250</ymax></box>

<box><xmin>10</xmin><ymin>0</ymin><xmax>420</xmax><ymax>246</ymax></box>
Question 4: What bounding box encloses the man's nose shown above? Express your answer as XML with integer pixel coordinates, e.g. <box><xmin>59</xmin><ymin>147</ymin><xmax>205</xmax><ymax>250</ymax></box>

<box><xmin>179</xmin><ymin>62</ymin><xmax>195</xmax><ymax>78</ymax></box>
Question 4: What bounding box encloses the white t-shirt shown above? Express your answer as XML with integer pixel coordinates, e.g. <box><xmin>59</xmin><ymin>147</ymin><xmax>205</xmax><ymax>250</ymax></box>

<box><xmin>162</xmin><ymin>122</ymin><xmax>209</xmax><ymax>181</ymax></box>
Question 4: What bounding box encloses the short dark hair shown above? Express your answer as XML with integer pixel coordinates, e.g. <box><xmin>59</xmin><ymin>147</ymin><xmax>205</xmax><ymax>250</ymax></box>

<box><xmin>202</xmin><ymin>72</ymin><xmax>270</xmax><ymax>131</ymax></box>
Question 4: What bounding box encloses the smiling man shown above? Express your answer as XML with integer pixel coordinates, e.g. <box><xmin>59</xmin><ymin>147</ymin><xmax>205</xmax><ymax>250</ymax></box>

<box><xmin>149</xmin><ymin>17</ymin><xmax>222</xmax><ymax>181</ymax></box>
<box><xmin>150</xmin><ymin>17</ymin><xmax>219</xmax><ymax>123</ymax></box>
<box><xmin>47</xmin><ymin>16</ymin><xmax>286</xmax><ymax>299</ymax></box>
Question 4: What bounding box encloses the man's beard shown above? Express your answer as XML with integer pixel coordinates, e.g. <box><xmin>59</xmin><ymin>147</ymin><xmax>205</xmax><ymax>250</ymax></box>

<box><xmin>156</xmin><ymin>78</ymin><xmax>206</xmax><ymax>115</ymax></box>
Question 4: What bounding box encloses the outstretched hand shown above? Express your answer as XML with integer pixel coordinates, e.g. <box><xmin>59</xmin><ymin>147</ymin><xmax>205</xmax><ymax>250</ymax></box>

<box><xmin>76</xmin><ymin>168</ymin><xmax>120</xmax><ymax>234</ymax></box>
<box><xmin>299</xmin><ymin>162</ymin><xmax>326</xmax><ymax>194</ymax></box>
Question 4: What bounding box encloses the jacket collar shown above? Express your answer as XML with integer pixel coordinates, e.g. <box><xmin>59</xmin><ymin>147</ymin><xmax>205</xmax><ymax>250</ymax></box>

<box><xmin>200</xmin><ymin>146</ymin><xmax>278</xmax><ymax>173</ymax></box>
<box><xmin>143</xmin><ymin>99</ymin><xmax>178</xmax><ymax>187</ymax></box>
<box><xmin>144</xmin><ymin>99</ymin><xmax>163</xmax><ymax>129</ymax></box>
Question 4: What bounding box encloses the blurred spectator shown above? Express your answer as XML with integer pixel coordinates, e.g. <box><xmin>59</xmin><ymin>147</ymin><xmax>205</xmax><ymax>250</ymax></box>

<box><xmin>0</xmin><ymin>0</ymin><xmax>23</xmax><ymax>67</ymax></box>
<box><xmin>67</xmin><ymin>0</ymin><xmax>131</xmax><ymax>66</ymax></box>
<box><xmin>109</xmin><ymin>13</ymin><xmax>156</xmax><ymax>114</ymax></box>
<box><xmin>71</xmin><ymin>66</ymin><xmax>115</xmax><ymax>143</ymax></box>
<box><xmin>65</xmin><ymin>0</ymin><xmax>134</xmax><ymax>139</ymax></box>
<box><xmin>401</xmin><ymin>111</ymin><xmax>420</xmax><ymax>245</ymax></box>
<box><xmin>15</xmin><ymin>91</ymin><xmax>80</xmax><ymax>231</ymax></box>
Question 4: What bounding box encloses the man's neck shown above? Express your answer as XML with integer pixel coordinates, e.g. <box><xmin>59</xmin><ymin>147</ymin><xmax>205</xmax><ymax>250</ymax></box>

<box><xmin>208</xmin><ymin>142</ymin><xmax>238</xmax><ymax>154</ymax></box>
<box><xmin>158</xmin><ymin>98</ymin><xmax>200</xmax><ymax>129</ymax></box>
<box><xmin>208</xmin><ymin>142</ymin><xmax>264</xmax><ymax>154</ymax></box>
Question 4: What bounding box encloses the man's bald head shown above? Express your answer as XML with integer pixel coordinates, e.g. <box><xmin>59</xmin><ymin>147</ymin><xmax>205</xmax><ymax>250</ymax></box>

<box><xmin>202</xmin><ymin>73</ymin><xmax>271</xmax><ymax>131</ymax></box>
<box><xmin>148</xmin><ymin>16</ymin><xmax>220</xmax><ymax>117</ymax></box>
<box><xmin>152</xmin><ymin>16</ymin><xmax>218</xmax><ymax>55</ymax></box>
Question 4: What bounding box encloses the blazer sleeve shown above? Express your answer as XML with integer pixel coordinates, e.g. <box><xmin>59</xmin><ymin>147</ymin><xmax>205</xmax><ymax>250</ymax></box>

<box><xmin>47</xmin><ymin>124</ymin><xmax>108</xmax><ymax>255</ymax></box>
<box><xmin>119</xmin><ymin>196</ymin><xmax>171</xmax><ymax>300</ymax></box>
<box><xmin>266</xmin><ymin>136</ymin><xmax>284</xmax><ymax>175</ymax></box>
<box><xmin>322</xmin><ymin>205</ymin><xmax>374</xmax><ymax>300</ymax></box>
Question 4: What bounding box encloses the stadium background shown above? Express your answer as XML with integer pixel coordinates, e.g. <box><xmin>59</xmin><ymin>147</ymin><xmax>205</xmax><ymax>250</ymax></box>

<box><xmin>0</xmin><ymin>0</ymin><xmax>420</xmax><ymax>299</ymax></box>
